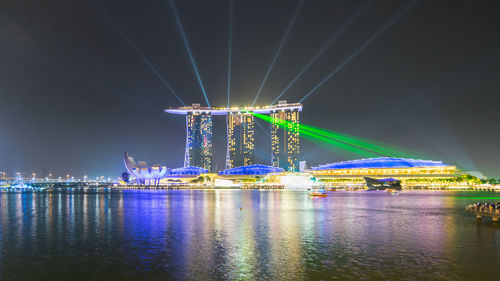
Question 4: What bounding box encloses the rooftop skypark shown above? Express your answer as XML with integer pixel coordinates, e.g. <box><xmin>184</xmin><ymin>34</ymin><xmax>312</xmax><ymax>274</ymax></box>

<box><xmin>165</xmin><ymin>101</ymin><xmax>303</xmax><ymax>115</ymax></box>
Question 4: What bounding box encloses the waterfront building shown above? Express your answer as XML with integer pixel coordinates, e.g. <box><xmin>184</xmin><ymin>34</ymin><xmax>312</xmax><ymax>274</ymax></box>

<box><xmin>218</xmin><ymin>164</ymin><xmax>283</xmax><ymax>176</ymax></box>
<box><xmin>271</xmin><ymin>101</ymin><xmax>300</xmax><ymax>171</ymax></box>
<box><xmin>309</xmin><ymin>157</ymin><xmax>457</xmax><ymax>188</ymax></box>
<box><xmin>218</xmin><ymin>164</ymin><xmax>284</xmax><ymax>186</ymax></box>
<box><xmin>265</xmin><ymin>172</ymin><xmax>318</xmax><ymax>189</ymax></box>
<box><xmin>169</xmin><ymin>166</ymin><xmax>208</xmax><ymax>176</ymax></box>
<box><xmin>165</xmin><ymin>101</ymin><xmax>302</xmax><ymax>172</ymax></box>
<box><xmin>123</xmin><ymin>152</ymin><xmax>169</xmax><ymax>185</ymax></box>
<box><xmin>159</xmin><ymin>167</ymin><xmax>213</xmax><ymax>185</ymax></box>
<box><xmin>185</xmin><ymin>109</ymin><xmax>213</xmax><ymax>171</ymax></box>
<box><xmin>226</xmin><ymin>113</ymin><xmax>255</xmax><ymax>169</ymax></box>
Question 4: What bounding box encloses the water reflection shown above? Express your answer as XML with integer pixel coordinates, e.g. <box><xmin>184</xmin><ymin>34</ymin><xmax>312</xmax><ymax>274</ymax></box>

<box><xmin>1</xmin><ymin>190</ymin><xmax>500</xmax><ymax>280</ymax></box>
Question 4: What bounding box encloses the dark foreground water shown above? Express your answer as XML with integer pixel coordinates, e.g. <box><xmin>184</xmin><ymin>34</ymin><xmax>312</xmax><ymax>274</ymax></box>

<box><xmin>1</xmin><ymin>190</ymin><xmax>500</xmax><ymax>280</ymax></box>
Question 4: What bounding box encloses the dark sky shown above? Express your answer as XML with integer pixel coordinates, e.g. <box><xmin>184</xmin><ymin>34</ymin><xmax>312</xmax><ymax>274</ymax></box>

<box><xmin>1</xmin><ymin>0</ymin><xmax>499</xmax><ymax>178</ymax></box>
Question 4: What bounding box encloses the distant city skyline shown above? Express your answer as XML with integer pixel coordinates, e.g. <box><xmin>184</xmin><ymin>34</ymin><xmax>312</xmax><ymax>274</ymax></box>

<box><xmin>1</xmin><ymin>0</ymin><xmax>500</xmax><ymax>177</ymax></box>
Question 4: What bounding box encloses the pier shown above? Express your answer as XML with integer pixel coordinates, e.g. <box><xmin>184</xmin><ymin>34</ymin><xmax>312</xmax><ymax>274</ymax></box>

<box><xmin>465</xmin><ymin>204</ymin><xmax>500</xmax><ymax>222</ymax></box>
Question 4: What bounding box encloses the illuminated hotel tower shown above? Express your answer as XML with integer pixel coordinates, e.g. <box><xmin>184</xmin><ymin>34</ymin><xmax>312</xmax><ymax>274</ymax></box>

<box><xmin>225</xmin><ymin>113</ymin><xmax>255</xmax><ymax>169</ymax></box>
<box><xmin>185</xmin><ymin>111</ymin><xmax>213</xmax><ymax>171</ymax></box>
<box><xmin>165</xmin><ymin>101</ymin><xmax>301</xmax><ymax>172</ymax></box>
<box><xmin>270</xmin><ymin>101</ymin><xmax>300</xmax><ymax>171</ymax></box>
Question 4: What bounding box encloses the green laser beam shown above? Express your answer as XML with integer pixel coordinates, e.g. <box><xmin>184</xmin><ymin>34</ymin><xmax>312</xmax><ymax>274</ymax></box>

<box><xmin>299</xmin><ymin>123</ymin><xmax>395</xmax><ymax>157</ymax></box>
<box><xmin>456</xmin><ymin>197</ymin><xmax>500</xmax><ymax>200</ymax></box>
<box><xmin>252</xmin><ymin>112</ymin><xmax>421</xmax><ymax>159</ymax></box>
<box><xmin>304</xmin><ymin>126</ymin><xmax>424</xmax><ymax>159</ymax></box>
<box><xmin>253</xmin><ymin>112</ymin><xmax>383</xmax><ymax>157</ymax></box>
<box><xmin>300</xmin><ymin>129</ymin><xmax>381</xmax><ymax>158</ymax></box>
<box><xmin>300</xmin><ymin>135</ymin><xmax>355</xmax><ymax>159</ymax></box>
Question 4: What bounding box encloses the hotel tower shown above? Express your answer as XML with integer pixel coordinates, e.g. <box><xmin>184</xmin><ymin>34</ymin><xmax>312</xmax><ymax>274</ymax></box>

<box><xmin>270</xmin><ymin>101</ymin><xmax>300</xmax><ymax>171</ymax></box>
<box><xmin>226</xmin><ymin>113</ymin><xmax>255</xmax><ymax>169</ymax></box>
<box><xmin>165</xmin><ymin>101</ymin><xmax>302</xmax><ymax>172</ymax></box>
<box><xmin>184</xmin><ymin>110</ymin><xmax>213</xmax><ymax>171</ymax></box>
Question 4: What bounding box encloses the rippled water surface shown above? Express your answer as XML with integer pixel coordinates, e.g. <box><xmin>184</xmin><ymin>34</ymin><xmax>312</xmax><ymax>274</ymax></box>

<box><xmin>1</xmin><ymin>190</ymin><xmax>500</xmax><ymax>280</ymax></box>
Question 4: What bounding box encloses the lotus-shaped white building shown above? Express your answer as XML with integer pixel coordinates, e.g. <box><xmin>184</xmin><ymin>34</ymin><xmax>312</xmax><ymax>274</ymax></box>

<box><xmin>124</xmin><ymin>152</ymin><xmax>169</xmax><ymax>185</ymax></box>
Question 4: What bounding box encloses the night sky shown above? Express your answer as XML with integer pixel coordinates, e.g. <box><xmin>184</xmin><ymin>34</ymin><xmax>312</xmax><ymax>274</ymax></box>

<box><xmin>1</xmin><ymin>0</ymin><xmax>499</xmax><ymax>178</ymax></box>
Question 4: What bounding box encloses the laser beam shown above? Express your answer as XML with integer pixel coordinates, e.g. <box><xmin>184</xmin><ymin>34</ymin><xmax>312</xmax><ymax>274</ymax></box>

<box><xmin>255</xmin><ymin>118</ymin><xmax>271</xmax><ymax>138</ymax></box>
<box><xmin>93</xmin><ymin>0</ymin><xmax>185</xmax><ymax>105</ymax></box>
<box><xmin>299</xmin><ymin>0</ymin><xmax>419</xmax><ymax>103</ymax></box>
<box><xmin>252</xmin><ymin>112</ymin><xmax>421</xmax><ymax>159</ymax></box>
<box><xmin>301</xmin><ymin>128</ymin><xmax>381</xmax><ymax>158</ymax></box>
<box><xmin>168</xmin><ymin>0</ymin><xmax>210</xmax><ymax>106</ymax></box>
<box><xmin>253</xmin><ymin>112</ymin><xmax>382</xmax><ymax>157</ymax></box>
<box><xmin>227</xmin><ymin>0</ymin><xmax>233</xmax><ymax>107</ymax></box>
<box><xmin>252</xmin><ymin>0</ymin><xmax>305</xmax><ymax>106</ymax></box>
<box><xmin>271</xmin><ymin>0</ymin><xmax>369</xmax><ymax>105</ymax></box>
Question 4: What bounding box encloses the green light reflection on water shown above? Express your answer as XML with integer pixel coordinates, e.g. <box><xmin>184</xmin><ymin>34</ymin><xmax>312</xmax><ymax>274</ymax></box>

<box><xmin>454</xmin><ymin>197</ymin><xmax>500</xmax><ymax>200</ymax></box>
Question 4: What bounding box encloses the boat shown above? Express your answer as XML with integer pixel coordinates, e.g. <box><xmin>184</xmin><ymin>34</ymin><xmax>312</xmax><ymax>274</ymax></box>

<box><xmin>309</xmin><ymin>189</ymin><xmax>328</xmax><ymax>197</ymax></box>
<box><xmin>386</xmin><ymin>188</ymin><xmax>399</xmax><ymax>195</ymax></box>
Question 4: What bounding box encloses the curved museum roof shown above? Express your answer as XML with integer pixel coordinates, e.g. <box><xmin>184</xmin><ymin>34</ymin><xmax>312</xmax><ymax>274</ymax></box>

<box><xmin>310</xmin><ymin>157</ymin><xmax>453</xmax><ymax>170</ymax></box>
<box><xmin>124</xmin><ymin>152</ymin><xmax>169</xmax><ymax>179</ymax></box>
<box><xmin>219</xmin><ymin>164</ymin><xmax>284</xmax><ymax>175</ymax></box>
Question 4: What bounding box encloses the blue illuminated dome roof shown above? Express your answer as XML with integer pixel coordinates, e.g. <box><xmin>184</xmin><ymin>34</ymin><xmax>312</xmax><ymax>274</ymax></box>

<box><xmin>219</xmin><ymin>164</ymin><xmax>284</xmax><ymax>175</ymax></box>
<box><xmin>311</xmin><ymin>157</ymin><xmax>453</xmax><ymax>170</ymax></box>
<box><xmin>170</xmin><ymin>166</ymin><xmax>208</xmax><ymax>176</ymax></box>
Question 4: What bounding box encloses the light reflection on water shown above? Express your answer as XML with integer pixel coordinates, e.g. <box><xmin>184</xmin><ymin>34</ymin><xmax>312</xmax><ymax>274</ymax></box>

<box><xmin>1</xmin><ymin>190</ymin><xmax>500</xmax><ymax>280</ymax></box>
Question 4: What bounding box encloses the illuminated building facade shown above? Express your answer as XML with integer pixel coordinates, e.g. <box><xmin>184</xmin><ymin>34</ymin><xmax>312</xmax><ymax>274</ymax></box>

<box><xmin>170</xmin><ymin>166</ymin><xmax>208</xmax><ymax>176</ymax></box>
<box><xmin>165</xmin><ymin>101</ymin><xmax>302</xmax><ymax>172</ymax></box>
<box><xmin>309</xmin><ymin>157</ymin><xmax>457</xmax><ymax>187</ymax></box>
<box><xmin>271</xmin><ymin>103</ymin><xmax>300</xmax><ymax>171</ymax></box>
<box><xmin>226</xmin><ymin>113</ymin><xmax>255</xmax><ymax>169</ymax></box>
<box><xmin>219</xmin><ymin>164</ymin><xmax>283</xmax><ymax>176</ymax></box>
<box><xmin>124</xmin><ymin>152</ymin><xmax>169</xmax><ymax>185</ymax></box>
<box><xmin>185</xmin><ymin>112</ymin><xmax>213</xmax><ymax>171</ymax></box>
